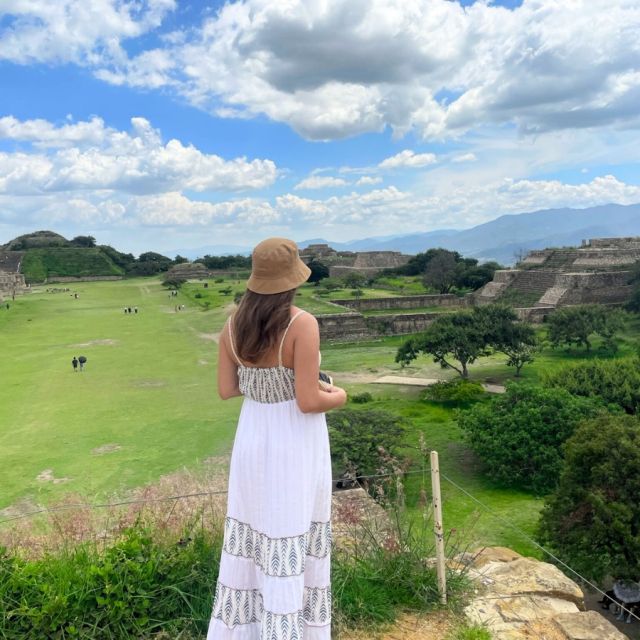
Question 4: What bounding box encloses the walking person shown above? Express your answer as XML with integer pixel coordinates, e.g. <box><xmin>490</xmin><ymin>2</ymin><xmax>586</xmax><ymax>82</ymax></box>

<box><xmin>78</xmin><ymin>355</ymin><xmax>87</xmax><ymax>371</ymax></box>
<box><xmin>207</xmin><ymin>237</ymin><xmax>347</xmax><ymax>639</ymax></box>
<box><xmin>72</xmin><ymin>356</ymin><xmax>78</xmax><ymax>372</ymax></box>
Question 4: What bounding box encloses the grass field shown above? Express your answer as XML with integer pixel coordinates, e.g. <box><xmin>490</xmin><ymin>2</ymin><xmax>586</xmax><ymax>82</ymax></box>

<box><xmin>1</xmin><ymin>277</ymin><xmax>637</xmax><ymax>561</ymax></box>
<box><xmin>0</xmin><ymin>278</ymin><xmax>241</xmax><ymax>511</ymax></box>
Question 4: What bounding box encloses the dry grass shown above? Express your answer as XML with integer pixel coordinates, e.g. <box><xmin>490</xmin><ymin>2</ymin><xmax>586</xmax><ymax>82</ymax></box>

<box><xmin>0</xmin><ymin>462</ymin><xmax>229</xmax><ymax>558</ymax></box>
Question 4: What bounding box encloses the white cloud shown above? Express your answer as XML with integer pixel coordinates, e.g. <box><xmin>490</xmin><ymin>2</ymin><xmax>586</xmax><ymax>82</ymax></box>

<box><xmin>452</xmin><ymin>153</ymin><xmax>477</xmax><ymax>163</ymax></box>
<box><xmin>379</xmin><ymin>150</ymin><xmax>437</xmax><ymax>169</ymax></box>
<box><xmin>355</xmin><ymin>176</ymin><xmax>382</xmax><ymax>186</ymax></box>
<box><xmin>64</xmin><ymin>0</ymin><xmax>640</xmax><ymax>141</ymax></box>
<box><xmin>294</xmin><ymin>176</ymin><xmax>348</xmax><ymax>190</ymax></box>
<box><xmin>3</xmin><ymin>174</ymin><xmax>639</xmax><ymax>244</ymax></box>
<box><xmin>0</xmin><ymin>0</ymin><xmax>176</xmax><ymax>65</ymax></box>
<box><xmin>134</xmin><ymin>192</ymin><xmax>279</xmax><ymax>226</ymax></box>
<box><xmin>0</xmin><ymin>115</ymin><xmax>277</xmax><ymax>195</ymax></box>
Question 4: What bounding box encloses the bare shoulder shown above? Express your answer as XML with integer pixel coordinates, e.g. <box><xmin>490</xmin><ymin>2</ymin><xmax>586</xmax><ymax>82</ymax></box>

<box><xmin>290</xmin><ymin>307</ymin><xmax>318</xmax><ymax>332</ymax></box>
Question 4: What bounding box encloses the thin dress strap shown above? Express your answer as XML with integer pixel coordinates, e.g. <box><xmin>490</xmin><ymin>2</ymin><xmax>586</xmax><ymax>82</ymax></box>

<box><xmin>227</xmin><ymin>316</ymin><xmax>245</xmax><ymax>367</ymax></box>
<box><xmin>278</xmin><ymin>310</ymin><xmax>306</xmax><ymax>367</ymax></box>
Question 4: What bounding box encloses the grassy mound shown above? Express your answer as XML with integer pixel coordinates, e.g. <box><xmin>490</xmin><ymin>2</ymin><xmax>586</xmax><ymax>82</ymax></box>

<box><xmin>20</xmin><ymin>248</ymin><xmax>124</xmax><ymax>283</ymax></box>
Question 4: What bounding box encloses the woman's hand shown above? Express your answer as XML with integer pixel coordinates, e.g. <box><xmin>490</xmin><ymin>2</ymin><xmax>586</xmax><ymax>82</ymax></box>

<box><xmin>322</xmin><ymin>385</ymin><xmax>347</xmax><ymax>408</ymax></box>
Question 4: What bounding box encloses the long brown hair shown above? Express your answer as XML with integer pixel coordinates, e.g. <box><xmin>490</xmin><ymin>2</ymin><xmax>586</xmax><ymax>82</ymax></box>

<box><xmin>232</xmin><ymin>288</ymin><xmax>297</xmax><ymax>363</ymax></box>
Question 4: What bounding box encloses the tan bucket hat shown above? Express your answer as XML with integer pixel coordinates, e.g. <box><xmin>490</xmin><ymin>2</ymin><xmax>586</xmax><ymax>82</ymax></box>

<box><xmin>246</xmin><ymin>237</ymin><xmax>311</xmax><ymax>294</ymax></box>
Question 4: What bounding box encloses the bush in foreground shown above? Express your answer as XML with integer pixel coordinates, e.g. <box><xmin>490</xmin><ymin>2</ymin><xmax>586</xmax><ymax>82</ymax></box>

<box><xmin>0</xmin><ymin>476</ymin><xmax>469</xmax><ymax>639</ymax></box>
<box><xmin>328</xmin><ymin>409</ymin><xmax>407</xmax><ymax>481</ymax></box>
<box><xmin>0</xmin><ymin>522</ymin><xmax>221</xmax><ymax>639</ymax></box>
<box><xmin>538</xmin><ymin>413</ymin><xmax>640</xmax><ymax>582</ymax></box>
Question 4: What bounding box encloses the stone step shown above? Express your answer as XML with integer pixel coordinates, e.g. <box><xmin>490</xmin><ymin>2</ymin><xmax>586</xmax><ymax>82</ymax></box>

<box><xmin>537</xmin><ymin>287</ymin><xmax>569</xmax><ymax>306</ymax></box>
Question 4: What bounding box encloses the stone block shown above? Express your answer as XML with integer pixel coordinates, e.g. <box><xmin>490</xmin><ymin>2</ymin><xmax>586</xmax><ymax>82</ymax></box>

<box><xmin>552</xmin><ymin>610</ymin><xmax>629</xmax><ymax>640</ymax></box>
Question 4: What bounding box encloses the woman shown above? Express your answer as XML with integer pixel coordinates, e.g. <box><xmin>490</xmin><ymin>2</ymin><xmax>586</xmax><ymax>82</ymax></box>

<box><xmin>207</xmin><ymin>237</ymin><xmax>347</xmax><ymax>639</ymax></box>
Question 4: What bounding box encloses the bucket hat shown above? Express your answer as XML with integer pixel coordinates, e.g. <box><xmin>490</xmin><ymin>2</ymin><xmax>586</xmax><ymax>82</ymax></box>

<box><xmin>246</xmin><ymin>237</ymin><xmax>311</xmax><ymax>294</ymax></box>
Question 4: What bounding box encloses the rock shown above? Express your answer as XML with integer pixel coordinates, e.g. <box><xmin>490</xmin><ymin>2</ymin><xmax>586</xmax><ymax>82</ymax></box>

<box><xmin>552</xmin><ymin>610</ymin><xmax>629</xmax><ymax>640</ymax></box>
<box><xmin>456</xmin><ymin>546</ymin><xmax>523</xmax><ymax>569</ymax></box>
<box><xmin>461</xmin><ymin>548</ymin><xmax>625</xmax><ymax>640</ymax></box>
<box><xmin>479</xmin><ymin>557</ymin><xmax>584</xmax><ymax>607</ymax></box>
<box><xmin>465</xmin><ymin>595</ymin><xmax>579</xmax><ymax>627</ymax></box>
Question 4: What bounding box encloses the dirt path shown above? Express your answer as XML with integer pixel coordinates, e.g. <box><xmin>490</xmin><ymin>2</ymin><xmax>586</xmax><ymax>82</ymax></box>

<box><xmin>335</xmin><ymin>372</ymin><xmax>507</xmax><ymax>394</ymax></box>
<box><xmin>339</xmin><ymin>611</ymin><xmax>455</xmax><ymax>639</ymax></box>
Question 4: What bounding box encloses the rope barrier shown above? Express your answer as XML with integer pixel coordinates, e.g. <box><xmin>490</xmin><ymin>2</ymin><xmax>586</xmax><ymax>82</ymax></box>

<box><xmin>2</xmin><ymin>461</ymin><xmax>637</xmax><ymax>626</ymax></box>
<box><xmin>0</xmin><ymin>468</ymin><xmax>426</xmax><ymax>526</ymax></box>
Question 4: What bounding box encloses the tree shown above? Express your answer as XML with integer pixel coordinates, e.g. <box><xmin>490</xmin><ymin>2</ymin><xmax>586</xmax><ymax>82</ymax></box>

<box><xmin>327</xmin><ymin>409</ymin><xmax>406</xmax><ymax>481</ymax></box>
<box><xmin>99</xmin><ymin>245</ymin><xmax>135</xmax><ymax>271</ymax></box>
<box><xmin>477</xmin><ymin>305</ymin><xmax>539</xmax><ymax>377</ymax></box>
<box><xmin>423</xmin><ymin>249</ymin><xmax>459</xmax><ymax>293</ymax></box>
<box><xmin>130</xmin><ymin>251</ymin><xmax>173</xmax><ymax>275</ymax></box>
<box><xmin>396</xmin><ymin>310</ymin><xmax>490</xmax><ymax>378</ymax></box>
<box><xmin>458</xmin><ymin>383</ymin><xmax>602</xmax><ymax>493</ymax></box>
<box><xmin>547</xmin><ymin>304</ymin><xmax>626</xmax><ymax>352</ymax></box>
<box><xmin>455</xmin><ymin>261</ymin><xmax>503</xmax><ymax>291</ymax></box>
<box><xmin>197</xmin><ymin>254</ymin><xmax>252</xmax><ymax>270</ymax></box>
<box><xmin>396</xmin><ymin>304</ymin><xmax>536</xmax><ymax>378</ymax></box>
<box><xmin>538</xmin><ymin>414</ymin><xmax>640</xmax><ymax>581</ymax></box>
<box><xmin>343</xmin><ymin>272</ymin><xmax>367</xmax><ymax>289</ymax></box>
<box><xmin>319</xmin><ymin>277</ymin><xmax>343</xmax><ymax>293</ymax></box>
<box><xmin>70</xmin><ymin>235</ymin><xmax>96</xmax><ymax>247</ymax></box>
<box><xmin>173</xmin><ymin>255</ymin><xmax>188</xmax><ymax>265</ymax></box>
<box><xmin>544</xmin><ymin>357</ymin><xmax>640</xmax><ymax>415</ymax></box>
<box><xmin>162</xmin><ymin>276</ymin><xmax>186</xmax><ymax>289</ymax></box>
<box><xmin>307</xmin><ymin>259</ymin><xmax>329</xmax><ymax>283</ymax></box>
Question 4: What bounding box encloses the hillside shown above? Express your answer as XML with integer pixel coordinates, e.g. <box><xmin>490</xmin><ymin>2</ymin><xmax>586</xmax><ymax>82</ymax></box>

<box><xmin>0</xmin><ymin>231</ymin><xmax>130</xmax><ymax>283</ymax></box>
<box><xmin>298</xmin><ymin>202</ymin><xmax>640</xmax><ymax>264</ymax></box>
<box><xmin>19</xmin><ymin>248</ymin><xmax>123</xmax><ymax>282</ymax></box>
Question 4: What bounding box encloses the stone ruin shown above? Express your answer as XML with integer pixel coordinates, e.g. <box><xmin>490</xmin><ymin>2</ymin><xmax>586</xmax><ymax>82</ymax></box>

<box><xmin>0</xmin><ymin>251</ymin><xmax>27</xmax><ymax>302</ymax></box>
<box><xmin>164</xmin><ymin>261</ymin><xmax>213</xmax><ymax>280</ymax></box>
<box><xmin>300</xmin><ymin>243</ymin><xmax>410</xmax><ymax>277</ymax></box>
<box><xmin>474</xmin><ymin>236</ymin><xmax>639</xmax><ymax>311</ymax></box>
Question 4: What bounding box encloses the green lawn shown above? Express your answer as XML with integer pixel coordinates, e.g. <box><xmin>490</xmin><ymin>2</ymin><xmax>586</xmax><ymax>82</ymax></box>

<box><xmin>0</xmin><ymin>278</ymin><xmax>240</xmax><ymax>510</ymax></box>
<box><xmin>2</xmin><ymin>279</ymin><xmax>637</xmax><ymax>563</ymax></box>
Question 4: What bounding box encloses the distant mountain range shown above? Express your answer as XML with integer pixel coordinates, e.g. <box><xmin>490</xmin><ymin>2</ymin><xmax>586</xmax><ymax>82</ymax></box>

<box><xmin>175</xmin><ymin>202</ymin><xmax>640</xmax><ymax>265</ymax></box>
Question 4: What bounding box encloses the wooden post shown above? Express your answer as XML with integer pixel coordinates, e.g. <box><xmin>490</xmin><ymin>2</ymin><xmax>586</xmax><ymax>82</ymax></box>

<box><xmin>431</xmin><ymin>450</ymin><xmax>447</xmax><ymax>604</ymax></box>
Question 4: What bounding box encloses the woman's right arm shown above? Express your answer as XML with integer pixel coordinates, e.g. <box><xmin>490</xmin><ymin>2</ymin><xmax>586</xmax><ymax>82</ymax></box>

<box><xmin>218</xmin><ymin>321</ymin><xmax>242</xmax><ymax>400</ymax></box>
<box><xmin>293</xmin><ymin>314</ymin><xmax>347</xmax><ymax>413</ymax></box>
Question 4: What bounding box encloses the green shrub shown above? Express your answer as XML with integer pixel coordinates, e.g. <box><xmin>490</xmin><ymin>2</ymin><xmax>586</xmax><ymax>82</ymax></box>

<box><xmin>214</xmin><ymin>278</ymin><xmax>224</xmax><ymax>283</ymax></box>
<box><xmin>0</xmin><ymin>522</ymin><xmax>221</xmax><ymax>639</ymax></box>
<box><xmin>350</xmin><ymin>392</ymin><xmax>373</xmax><ymax>404</ymax></box>
<box><xmin>543</xmin><ymin>357</ymin><xmax>640</xmax><ymax>415</ymax></box>
<box><xmin>447</xmin><ymin>625</ymin><xmax>493</xmax><ymax>640</ymax></box>
<box><xmin>458</xmin><ymin>383</ymin><xmax>602</xmax><ymax>494</ymax></box>
<box><xmin>421</xmin><ymin>379</ymin><xmax>485</xmax><ymax>405</ymax></box>
<box><xmin>539</xmin><ymin>414</ymin><xmax>640</xmax><ymax>582</ymax></box>
<box><xmin>194</xmin><ymin>292</ymin><xmax>203</xmax><ymax>299</ymax></box>
<box><xmin>328</xmin><ymin>409</ymin><xmax>407</xmax><ymax>480</ymax></box>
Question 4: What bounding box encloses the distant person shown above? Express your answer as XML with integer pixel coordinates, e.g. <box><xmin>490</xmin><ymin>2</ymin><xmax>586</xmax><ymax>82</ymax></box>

<box><xmin>124</xmin><ymin>307</ymin><xmax>128</xmax><ymax>314</ymax></box>
<box><xmin>134</xmin><ymin>306</ymin><xmax>138</xmax><ymax>314</ymax></box>
<box><xmin>72</xmin><ymin>357</ymin><xmax>78</xmax><ymax>372</ymax></box>
<box><xmin>78</xmin><ymin>355</ymin><xmax>87</xmax><ymax>371</ymax></box>
<box><xmin>128</xmin><ymin>306</ymin><xmax>132</xmax><ymax>314</ymax></box>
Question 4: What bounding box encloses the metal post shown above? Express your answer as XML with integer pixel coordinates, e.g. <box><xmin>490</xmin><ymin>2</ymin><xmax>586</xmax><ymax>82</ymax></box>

<box><xmin>431</xmin><ymin>450</ymin><xmax>447</xmax><ymax>604</ymax></box>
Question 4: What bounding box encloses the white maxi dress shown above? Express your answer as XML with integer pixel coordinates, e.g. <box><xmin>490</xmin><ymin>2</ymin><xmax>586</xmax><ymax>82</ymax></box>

<box><xmin>207</xmin><ymin>310</ymin><xmax>332</xmax><ymax>640</ymax></box>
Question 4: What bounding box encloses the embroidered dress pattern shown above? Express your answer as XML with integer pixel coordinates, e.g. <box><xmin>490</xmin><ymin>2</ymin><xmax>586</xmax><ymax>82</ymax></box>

<box><xmin>223</xmin><ymin>517</ymin><xmax>331</xmax><ymax>577</ymax></box>
<box><xmin>212</xmin><ymin>584</ymin><xmax>331</xmax><ymax>629</ymax></box>
<box><xmin>207</xmin><ymin>310</ymin><xmax>332</xmax><ymax>639</ymax></box>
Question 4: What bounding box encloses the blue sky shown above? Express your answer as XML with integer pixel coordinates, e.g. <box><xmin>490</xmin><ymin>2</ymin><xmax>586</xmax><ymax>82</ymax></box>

<box><xmin>0</xmin><ymin>0</ymin><xmax>639</xmax><ymax>255</ymax></box>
